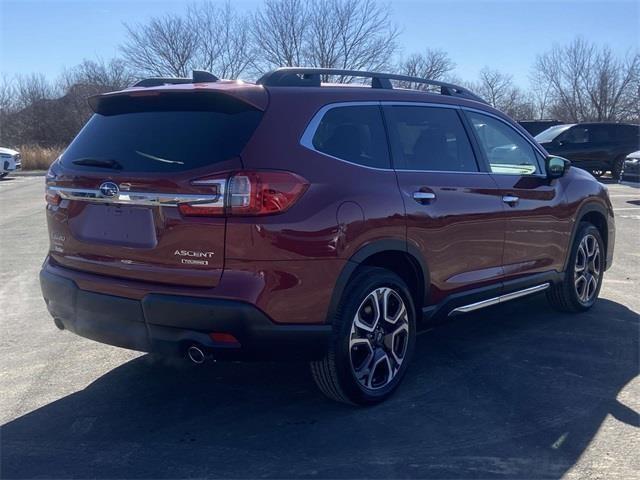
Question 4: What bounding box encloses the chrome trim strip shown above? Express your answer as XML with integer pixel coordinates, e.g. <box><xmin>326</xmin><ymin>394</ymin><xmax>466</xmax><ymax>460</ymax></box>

<box><xmin>47</xmin><ymin>185</ymin><xmax>223</xmax><ymax>207</ymax></box>
<box><xmin>448</xmin><ymin>283</ymin><xmax>550</xmax><ymax>316</ymax></box>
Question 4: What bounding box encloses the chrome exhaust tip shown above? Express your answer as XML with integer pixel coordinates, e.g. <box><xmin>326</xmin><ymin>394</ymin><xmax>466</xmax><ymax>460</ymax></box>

<box><xmin>187</xmin><ymin>345</ymin><xmax>206</xmax><ymax>364</ymax></box>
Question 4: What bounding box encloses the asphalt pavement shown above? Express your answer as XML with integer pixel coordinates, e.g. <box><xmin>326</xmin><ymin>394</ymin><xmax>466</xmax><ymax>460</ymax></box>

<box><xmin>0</xmin><ymin>174</ymin><xmax>638</xmax><ymax>479</ymax></box>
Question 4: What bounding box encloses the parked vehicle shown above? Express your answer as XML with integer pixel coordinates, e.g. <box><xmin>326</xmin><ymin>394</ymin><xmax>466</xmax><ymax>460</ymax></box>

<box><xmin>518</xmin><ymin>119</ymin><xmax>562</xmax><ymax>136</ymax></box>
<box><xmin>619</xmin><ymin>150</ymin><xmax>640</xmax><ymax>184</ymax></box>
<box><xmin>0</xmin><ymin>147</ymin><xmax>21</xmax><ymax>178</ymax></box>
<box><xmin>40</xmin><ymin>68</ymin><xmax>615</xmax><ymax>405</ymax></box>
<box><xmin>535</xmin><ymin>122</ymin><xmax>640</xmax><ymax>179</ymax></box>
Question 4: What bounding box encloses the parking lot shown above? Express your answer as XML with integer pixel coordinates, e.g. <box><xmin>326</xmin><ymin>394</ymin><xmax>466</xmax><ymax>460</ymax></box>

<box><xmin>0</xmin><ymin>174</ymin><xmax>638</xmax><ymax>479</ymax></box>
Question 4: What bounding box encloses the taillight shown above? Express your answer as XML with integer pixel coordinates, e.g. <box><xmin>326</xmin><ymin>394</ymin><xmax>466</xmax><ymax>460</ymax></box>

<box><xmin>179</xmin><ymin>171</ymin><xmax>308</xmax><ymax>217</ymax></box>
<box><xmin>45</xmin><ymin>190</ymin><xmax>61</xmax><ymax>206</ymax></box>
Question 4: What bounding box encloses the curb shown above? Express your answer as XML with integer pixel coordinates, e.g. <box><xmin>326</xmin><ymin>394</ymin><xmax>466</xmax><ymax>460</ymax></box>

<box><xmin>11</xmin><ymin>170</ymin><xmax>47</xmax><ymax>177</ymax></box>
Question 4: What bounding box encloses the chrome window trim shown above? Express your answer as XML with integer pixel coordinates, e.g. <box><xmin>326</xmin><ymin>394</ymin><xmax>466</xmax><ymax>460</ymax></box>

<box><xmin>47</xmin><ymin>185</ymin><xmax>224</xmax><ymax>207</ymax></box>
<box><xmin>299</xmin><ymin>100</ymin><xmax>489</xmax><ymax>174</ymax></box>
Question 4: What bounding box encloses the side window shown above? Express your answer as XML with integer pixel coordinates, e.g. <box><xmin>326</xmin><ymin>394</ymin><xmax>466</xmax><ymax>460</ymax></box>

<box><xmin>311</xmin><ymin>105</ymin><xmax>390</xmax><ymax>168</ymax></box>
<box><xmin>466</xmin><ymin>111</ymin><xmax>541</xmax><ymax>175</ymax></box>
<box><xmin>384</xmin><ymin>105</ymin><xmax>478</xmax><ymax>172</ymax></box>
<box><xmin>558</xmin><ymin>126</ymin><xmax>589</xmax><ymax>145</ymax></box>
<box><xmin>590</xmin><ymin>125</ymin><xmax>613</xmax><ymax>144</ymax></box>
<box><xmin>614</xmin><ymin>125</ymin><xmax>639</xmax><ymax>143</ymax></box>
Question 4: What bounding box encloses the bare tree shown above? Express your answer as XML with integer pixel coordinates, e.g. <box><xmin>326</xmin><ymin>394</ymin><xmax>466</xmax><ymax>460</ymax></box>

<box><xmin>252</xmin><ymin>0</ymin><xmax>398</xmax><ymax>78</ymax></box>
<box><xmin>61</xmin><ymin>58</ymin><xmax>135</xmax><ymax>92</ymax></box>
<box><xmin>189</xmin><ymin>1</ymin><xmax>256</xmax><ymax>78</ymax></box>
<box><xmin>396</xmin><ymin>49</ymin><xmax>455</xmax><ymax>90</ymax></box>
<box><xmin>528</xmin><ymin>69</ymin><xmax>553</xmax><ymax>119</ymax></box>
<box><xmin>251</xmin><ymin>0</ymin><xmax>309</xmax><ymax>71</ymax></box>
<box><xmin>121</xmin><ymin>14</ymin><xmax>200</xmax><ymax>77</ymax></box>
<box><xmin>534</xmin><ymin>37</ymin><xmax>639</xmax><ymax>122</ymax></box>
<box><xmin>466</xmin><ymin>67</ymin><xmax>534</xmax><ymax>119</ymax></box>
<box><xmin>308</xmin><ymin>0</ymin><xmax>399</xmax><ymax>76</ymax></box>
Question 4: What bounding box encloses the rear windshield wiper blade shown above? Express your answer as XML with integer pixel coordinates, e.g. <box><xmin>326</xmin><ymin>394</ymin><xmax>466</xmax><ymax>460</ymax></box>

<box><xmin>71</xmin><ymin>158</ymin><xmax>123</xmax><ymax>169</ymax></box>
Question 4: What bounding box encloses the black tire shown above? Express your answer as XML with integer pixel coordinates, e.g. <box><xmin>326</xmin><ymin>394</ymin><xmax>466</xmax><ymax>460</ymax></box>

<box><xmin>547</xmin><ymin>222</ymin><xmax>604</xmax><ymax>312</ymax></box>
<box><xmin>0</xmin><ymin>172</ymin><xmax>8</xmax><ymax>178</ymax></box>
<box><xmin>310</xmin><ymin>266</ymin><xmax>416</xmax><ymax>405</ymax></box>
<box><xmin>611</xmin><ymin>156</ymin><xmax>625</xmax><ymax>180</ymax></box>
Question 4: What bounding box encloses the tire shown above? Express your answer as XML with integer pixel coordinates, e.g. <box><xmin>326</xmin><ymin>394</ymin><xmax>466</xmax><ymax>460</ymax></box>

<box><xmin>547</xmin><ymin>222</ymin><xmax>604</xmax><ymax>312</ymax></box>
<box><xmin>612</xmin><ymin>156</ymin><xmax>625</xmax><ymax>180</ymax></box>
<box><xmin>311</xmin><ymin>266</ymin><xmax>416</xmax><ymax>405</ymax></box>
<box><xmin>0</xmin><ymin>172</ymin><xmax>8</xmax><ymax>178</ymax></box>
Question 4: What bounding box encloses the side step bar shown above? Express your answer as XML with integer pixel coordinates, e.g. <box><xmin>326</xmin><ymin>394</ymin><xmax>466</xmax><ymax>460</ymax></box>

<box><xmin>449</xmin><ymin>283</ymin><xmax>550</xmax><ymax>317</ymax></box>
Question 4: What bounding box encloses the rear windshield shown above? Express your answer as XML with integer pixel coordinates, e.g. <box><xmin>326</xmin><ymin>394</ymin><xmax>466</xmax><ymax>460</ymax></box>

<box><xmin>61</xmin><ymin>93</ymin><xmax>263</xmax><ymax>172</ymax></box>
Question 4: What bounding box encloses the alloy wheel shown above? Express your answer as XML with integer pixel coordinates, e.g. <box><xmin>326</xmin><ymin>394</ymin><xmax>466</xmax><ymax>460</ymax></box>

<box><xmin>349</xmin><ymin>287</ymin><xmax>410</xmax><ymax>390</ymax></box>
<box><xmin>574</xmin><ymin>234</ymin><xmax>601</xmax><ymax>303</ymax></box>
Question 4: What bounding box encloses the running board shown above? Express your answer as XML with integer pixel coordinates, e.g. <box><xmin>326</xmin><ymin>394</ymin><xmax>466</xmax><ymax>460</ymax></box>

<box><xmin>448</xmin><ymin>283</ymin><xmax>550</xmax><ymax>317</ymax></box>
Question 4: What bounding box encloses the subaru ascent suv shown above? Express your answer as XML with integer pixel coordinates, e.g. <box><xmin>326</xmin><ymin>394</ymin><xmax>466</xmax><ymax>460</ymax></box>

<box><xmin>41</xmin><ymin>68</ymin><xmax>615</xmax><ymax>405</ymax></box>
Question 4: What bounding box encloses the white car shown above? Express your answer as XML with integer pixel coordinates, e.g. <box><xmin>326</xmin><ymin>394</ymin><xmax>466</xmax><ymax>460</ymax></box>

<box><xmin>0</xmin><ymin>147</ymin><xmax>21</xmax><ymax>178</ymax></box>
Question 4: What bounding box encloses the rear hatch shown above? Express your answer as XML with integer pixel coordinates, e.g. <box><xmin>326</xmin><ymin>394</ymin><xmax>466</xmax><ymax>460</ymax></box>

<box><xmin>45</xmin><ymin>85</ymin><xmax>266</xmax><ymax>288</ymax></box>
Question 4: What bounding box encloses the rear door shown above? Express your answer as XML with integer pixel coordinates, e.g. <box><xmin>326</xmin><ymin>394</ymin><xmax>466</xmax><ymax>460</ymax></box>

<box><xmin>384</xmin><ymin>104</ymin><xmax>506</xmax><ymax>304</ymax></box>
<box><xmin>46</xmin><ymin>90</ymin><xmax>264</xmax><ymax>287</ymax></box>
<box><xmin>464</xmin><ymin>110</ymin><xmax>570</xmax><ymax>279</ymax></box>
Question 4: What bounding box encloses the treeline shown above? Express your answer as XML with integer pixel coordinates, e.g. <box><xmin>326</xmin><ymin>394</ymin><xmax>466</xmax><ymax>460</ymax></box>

<box><xmin>1</xmin><ymin>0</ymin><xmax>638</xmax><ymax>149</ymax></box>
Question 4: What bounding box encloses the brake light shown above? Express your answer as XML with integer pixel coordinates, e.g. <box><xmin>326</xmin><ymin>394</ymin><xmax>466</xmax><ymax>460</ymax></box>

<box><xmin>179</xmin><ymin>171</ymin><xmax>308</xmax><ymax>217</ymax></box>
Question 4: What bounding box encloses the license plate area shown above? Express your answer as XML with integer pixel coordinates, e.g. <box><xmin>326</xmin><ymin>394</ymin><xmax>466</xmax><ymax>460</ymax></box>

<box><xmin>70</xmin><ymin>204</ymin><xmax>158</xmax><ymax>248</ymax></box>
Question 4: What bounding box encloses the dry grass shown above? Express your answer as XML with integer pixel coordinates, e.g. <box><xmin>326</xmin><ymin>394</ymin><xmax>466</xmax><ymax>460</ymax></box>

<box><xmin>19</xmin><ymin>145</ymin><xmax>64</xmax><ymax>170</ymax></box>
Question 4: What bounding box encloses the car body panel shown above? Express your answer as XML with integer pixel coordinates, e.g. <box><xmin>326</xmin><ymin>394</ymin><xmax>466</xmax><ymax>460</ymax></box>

<box><xmin>40</xmin><ymin>79</ymin><xmax>616</xmax><ymax>360</ymax></box>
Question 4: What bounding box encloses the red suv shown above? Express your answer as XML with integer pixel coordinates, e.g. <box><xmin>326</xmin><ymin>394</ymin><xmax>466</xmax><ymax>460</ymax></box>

<box><xmin>41</xmin><ymin>68</ymin><xmax>615</xmax><ymax>405</ymax></box>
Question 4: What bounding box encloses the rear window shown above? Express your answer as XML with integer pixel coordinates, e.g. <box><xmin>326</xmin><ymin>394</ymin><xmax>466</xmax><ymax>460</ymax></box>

<box><xmin>61</xmin><ymin>93</ymin><xmax>263</xmax><ymax>172</ymax></box>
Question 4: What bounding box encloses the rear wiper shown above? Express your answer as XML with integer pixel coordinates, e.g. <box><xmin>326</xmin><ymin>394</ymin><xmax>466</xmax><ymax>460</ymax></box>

<box><xmin>72</xmin><ymin>158</ymin><xmax>123</xmax><ymax>169</ymax></box>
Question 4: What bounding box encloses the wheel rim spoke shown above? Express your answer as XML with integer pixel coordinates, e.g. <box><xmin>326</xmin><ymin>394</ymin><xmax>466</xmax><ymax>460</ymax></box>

<box><xmin>574</xmin><ymin>234</ymin><xmax>601</xmax><ymax>304</ymax></box>
<box><xmin>350</xmin><ymin>286</ymin><xmax>410</xmax><ymax>390</ymax></box>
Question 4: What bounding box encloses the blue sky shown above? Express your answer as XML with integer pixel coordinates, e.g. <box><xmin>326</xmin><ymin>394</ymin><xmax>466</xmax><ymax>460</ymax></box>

<box><xmin>1</xmin><ymin>0</ymin><xmax>638</xmax><ymax>88</ymax></box>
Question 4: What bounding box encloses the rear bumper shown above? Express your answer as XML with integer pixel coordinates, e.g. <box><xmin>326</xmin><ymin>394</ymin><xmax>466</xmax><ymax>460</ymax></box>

<box><xmin>40</xmin><ymin>269</ymin><xmax>331</xmax><ymax>360</ymax></box>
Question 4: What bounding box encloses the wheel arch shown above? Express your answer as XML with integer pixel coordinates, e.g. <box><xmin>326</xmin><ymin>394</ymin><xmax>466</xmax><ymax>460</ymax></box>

<box><xmin>564</xmin><ymin>201</ymin><xmax>609</xmax><ymax>271</ymax></box>
<box><xmin>326</xmin><ymin>240</ymin><xmax>430</xmax><ymax>324</ymax></box>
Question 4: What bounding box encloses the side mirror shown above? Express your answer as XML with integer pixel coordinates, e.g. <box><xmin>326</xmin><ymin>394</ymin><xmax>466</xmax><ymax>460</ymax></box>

<box><xmin>546</xmin><ymin>155</ymin><xmax>570</xmax><ymax>179</ymax></box>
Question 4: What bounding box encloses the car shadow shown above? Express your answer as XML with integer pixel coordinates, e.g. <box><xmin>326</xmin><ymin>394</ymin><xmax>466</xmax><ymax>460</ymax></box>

<box><xmin>2</xmin><ymin>296</ymin><xmax>638</xmax><ymax>479</ymax></box>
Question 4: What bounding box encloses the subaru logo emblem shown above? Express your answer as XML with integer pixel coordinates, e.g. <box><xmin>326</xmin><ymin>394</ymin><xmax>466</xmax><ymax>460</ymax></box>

<box><xmin>99</xmin><ymin>181</ymin><xmax>119</xmax><ymax>198</ymax></box>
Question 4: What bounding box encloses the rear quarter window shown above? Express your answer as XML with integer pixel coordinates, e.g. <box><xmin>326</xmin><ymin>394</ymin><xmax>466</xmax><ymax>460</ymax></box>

<box><xmin>310</xmin><ymin>105</ymin><xmax>390</xmax><ymax>169</ymax></box>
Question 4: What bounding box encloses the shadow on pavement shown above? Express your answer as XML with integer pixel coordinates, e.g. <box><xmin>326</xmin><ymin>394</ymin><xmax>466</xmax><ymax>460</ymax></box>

<box><xmin>2</xmin><ymin>296</ymin><xmax>638</xmax><ymax>479</ymax></box>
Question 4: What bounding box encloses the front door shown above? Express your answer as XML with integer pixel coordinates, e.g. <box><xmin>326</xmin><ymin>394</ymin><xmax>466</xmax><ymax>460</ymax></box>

<box><xmin>464</xmin><ymin>110</ymin><xmax>572</xmax><ymax>280</ymax></box>
<box><xmin>384</xmin><ymin>104</ymin><xmax>506</xmax><ymax>305</ymax></box>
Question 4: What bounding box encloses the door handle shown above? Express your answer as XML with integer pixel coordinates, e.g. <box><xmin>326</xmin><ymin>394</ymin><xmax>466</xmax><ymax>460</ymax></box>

<box><xmin>502</xmin><ymin>195</ymin><xmax>519</xmax><ymax>205</ymax></box>
<box><xmin>413</xmin><ymin>191</ymin><xmax>436</xmax><ymax>203</ymax></box>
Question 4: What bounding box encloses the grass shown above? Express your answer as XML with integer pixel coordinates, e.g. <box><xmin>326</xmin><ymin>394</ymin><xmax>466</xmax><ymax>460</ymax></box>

<box><xmin>19</xmin><ymin>145</ymin><xmax>64</xmax><ymax>170</ymax></box>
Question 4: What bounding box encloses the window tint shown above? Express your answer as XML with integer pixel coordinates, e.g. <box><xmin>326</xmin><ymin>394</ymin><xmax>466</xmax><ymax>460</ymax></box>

<box><xmin>384</xmin><ymin>106</ymin><xmax>477</xmax><ymax>172</ymax></box>
<box><xmin>311</xmin><ymin>105</ymin><xmax>390</xmax><ymax>168</ymax></box>
<box><xmin>467</xmin><ymin>111</ymin><xmax>541</xmax><ymax>175</ymax></box>
<box><xmin>613</xmin><ymin>124</ymin><xmax>640</xmax><ymax>142</ymax></box>
<box><xmin>558</xmin><ymin>126</ymin><xmax>589</xmax><ymax>144</ymax></box>
<box><xmin>62</xmin><ymin>94</ymin><xmax>263</xmax><ymax>173</ymax></box>
<box><xmin>590</xmin><ymin>125</ymin><xmax>614</xmax><ymax>143</ymax></box>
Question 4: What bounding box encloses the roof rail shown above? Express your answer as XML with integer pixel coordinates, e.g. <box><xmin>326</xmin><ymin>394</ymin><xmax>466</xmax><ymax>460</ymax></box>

<box><xmin>133</xmin><ymin>70</ymin><xmax>219</xmax><ymax>88</ymax></box>
<box><xmin>256</xmin><ymin>67</ymin><xmax>486</xmax><ymax>104</ymax></box>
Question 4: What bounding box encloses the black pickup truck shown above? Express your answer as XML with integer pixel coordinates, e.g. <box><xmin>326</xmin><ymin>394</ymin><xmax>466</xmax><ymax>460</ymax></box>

<box><xmin>535</xmin><ymin>122</ymin><xmax>640</xmax><ymax>179</ymax></box>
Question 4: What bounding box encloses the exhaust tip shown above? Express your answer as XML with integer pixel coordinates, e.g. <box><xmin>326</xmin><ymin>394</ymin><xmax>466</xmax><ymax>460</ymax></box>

<box><xmin>53</xmin><ymin>318</ymin><xmax>65</xmax><ymax>331</ymax></box>
<box><xmin>187</xmin><ymin>345</ymin><xmax>206</xmax><ymax>364</ymax></box>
